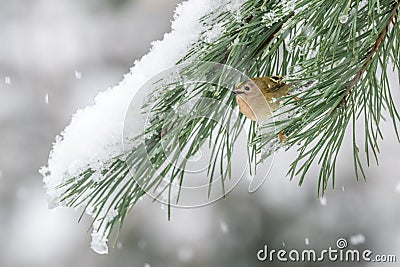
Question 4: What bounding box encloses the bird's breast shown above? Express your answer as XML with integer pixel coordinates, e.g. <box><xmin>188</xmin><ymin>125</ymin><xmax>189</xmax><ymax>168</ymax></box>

<box><xmin>235</xmin><ymin>95</ymin><xmax>273</xmax><ymax>122</ymax></box>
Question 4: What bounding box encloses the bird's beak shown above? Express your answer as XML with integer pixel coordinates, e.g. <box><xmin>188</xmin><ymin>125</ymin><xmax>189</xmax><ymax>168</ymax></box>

<box><xmin>232</xmin><ymin>89</ymin><xmax>244</xmax><ymax>95</ymax></box>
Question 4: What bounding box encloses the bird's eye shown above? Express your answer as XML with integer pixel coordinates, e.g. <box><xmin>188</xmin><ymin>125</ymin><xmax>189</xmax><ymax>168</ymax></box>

<box><xmin>244</xmin><ymin>86</ymin><xmax>250</xmax><ymax>91</ymax></box>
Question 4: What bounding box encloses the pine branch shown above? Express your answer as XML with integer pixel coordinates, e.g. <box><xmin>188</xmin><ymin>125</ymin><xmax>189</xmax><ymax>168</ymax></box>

<box><xmin>338</xmin><ymin>1</ymin><xmax>399</xmax><ymax>108</ymax></box>
<box><xmin>254</xmin><ymin>0</ymin><xmax>400</xmax><ymax>193</ymax></box>
<box><xmin>46</xmin><ymin>0</ymin><xmax>400</xmax><ymax>251</ymax></box>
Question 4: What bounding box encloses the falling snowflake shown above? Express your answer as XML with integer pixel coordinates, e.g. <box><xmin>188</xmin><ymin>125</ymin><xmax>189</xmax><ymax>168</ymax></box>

<box><xmin>395</xmin><ymin>182</ymin><xmax>400</xmax><ymax>193</ymax></box>
<box><xmin>4</xmin><ymin>76</ymin><xmax>11</xmax><ymax>84</ymax></box>
<box><xmin>350</xmin><ymin>234</ymin><xmax>366</xmax><ymax>245</ymax></box>
<box><xmin>319</xmin><ymin>196</ymin><xmax>327</xmax><ymax>206</ymax></box>
<box><xmin>74</xmin><ymin>70</ymin><xmax>82</xmax><ymax>79</ymax></box>
<box><xmin>220</xmin><ymin>220</ymin><xmax>230</xmax><ymax>234</ymax></box>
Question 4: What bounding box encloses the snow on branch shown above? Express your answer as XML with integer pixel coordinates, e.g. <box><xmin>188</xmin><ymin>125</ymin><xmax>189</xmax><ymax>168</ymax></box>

<box><xmin>40</xmin><ymin>0</ymin><xmax>245</xmax><ymax>254</ymax></box>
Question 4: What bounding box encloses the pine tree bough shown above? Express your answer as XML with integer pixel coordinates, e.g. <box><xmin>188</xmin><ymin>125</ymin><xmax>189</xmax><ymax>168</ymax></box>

<box><xmin>40</xmin><ymin>0</ymin><xmax>400</xmax><ymax>253</ymax></box>
<box><xmin>338</xmin><ymin>1</ymin><xmax>399</xmax><ymax>108</ymax></box>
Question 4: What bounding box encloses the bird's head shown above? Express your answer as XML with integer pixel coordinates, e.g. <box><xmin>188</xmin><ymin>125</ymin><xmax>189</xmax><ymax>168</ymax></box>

<box><xmin>232</xmin><ymin>76</ymin><xmax>287</xmax><ymax>122</ymax></box>
<box><xmin>233</xmin><ymin>76</ymin><xmax>284</xmax><ymax>98</ymax></box>
<box><xmin>232</xmin><ymin>80</ymin><xmax>260</xmax><ymax>97</ymax></box>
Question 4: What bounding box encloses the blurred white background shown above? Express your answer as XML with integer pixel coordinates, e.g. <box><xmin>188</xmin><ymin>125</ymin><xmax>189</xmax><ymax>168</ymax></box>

<box><xmin>0</xmin><ymin>1</ymin><xmax>400</xmax><ymax>266</ymax></box>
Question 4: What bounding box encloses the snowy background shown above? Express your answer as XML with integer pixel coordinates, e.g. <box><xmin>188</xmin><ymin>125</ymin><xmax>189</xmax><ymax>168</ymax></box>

<box><xmin>1</xmin><ymin>0</ymin><xmax>400</xmax><ymax>266</ymax></box>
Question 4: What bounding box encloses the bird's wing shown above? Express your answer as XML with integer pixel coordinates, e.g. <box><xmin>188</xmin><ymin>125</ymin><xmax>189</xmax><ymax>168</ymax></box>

<box><xmin>252</xmin><ymin>76</ymin><xmax>285</xmax><ymax>93</ymax></box>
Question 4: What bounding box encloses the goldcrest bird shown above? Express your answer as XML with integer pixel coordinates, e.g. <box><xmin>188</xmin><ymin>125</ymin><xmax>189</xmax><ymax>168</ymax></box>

<box><xmin>233</xmin><ymin>76</ymin><xmax>290</xmax><ymax>122</ymax></box>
